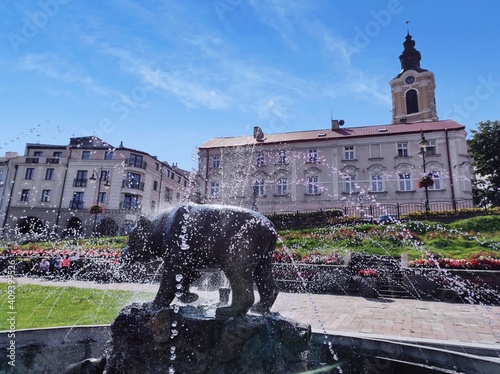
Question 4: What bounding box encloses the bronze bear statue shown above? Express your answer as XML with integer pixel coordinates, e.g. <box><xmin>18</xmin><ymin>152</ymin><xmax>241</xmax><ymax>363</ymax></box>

<box><xmin>122</xmin><ymin>203</ymin><xmax>279</xmax><ymax>317</ymax></box>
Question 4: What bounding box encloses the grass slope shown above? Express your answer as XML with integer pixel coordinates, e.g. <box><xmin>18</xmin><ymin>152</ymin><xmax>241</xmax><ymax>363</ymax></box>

<box><xmin>0</xmin><ymin>283</ymin><xmax>153</xmax><ymax>330</ymax></box>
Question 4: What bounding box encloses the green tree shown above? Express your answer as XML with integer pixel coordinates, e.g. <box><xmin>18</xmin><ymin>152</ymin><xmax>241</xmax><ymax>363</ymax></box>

<box><xmin>468</xmin><ymin>120</ymin><xmax>500</xmax><ymax>206</ymax></box>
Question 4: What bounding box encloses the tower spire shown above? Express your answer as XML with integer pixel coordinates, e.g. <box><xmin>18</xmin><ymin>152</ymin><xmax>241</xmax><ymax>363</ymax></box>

<box><xmin>398</xmin><ymin>32</ymin><xmax>427</xmax><ymax>74</ymax></box>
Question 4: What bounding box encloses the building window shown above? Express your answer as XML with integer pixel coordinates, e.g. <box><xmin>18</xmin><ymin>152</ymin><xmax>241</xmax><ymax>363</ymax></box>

<box><xmin>128</xmin><ymin>153</ymin><xmax>144</xmax><ymax>168</ymax></box>
<box><xmin>53</xmin><ymin>151</ymin><xmax>62</xmax><ymax>157</ymax></box>
<box><xmin>307</xmin><ymin>176</ymin><xmax>319</xmax><ymax>195</ymax></box>
<box><xmin>21</xmin><ymin>189</ymin><xmax>30</xmax><ymax>202</ymax></box>
<box><xmin>25</xmin><ymin>168</ymin><xmax>35</xmax><ymax>180</ymax></box>
<box><xmin>41</xmin><ymin>190</ymin><xmax>51</xmax><ymax>202</ymax></box>
<box><xmin>344</xmin><ymin>175</ymin><xmax>357</xmax><ymax>193</ymax></box>
<box><xmin>151</xmin><ymin>200</ymin><xmax>156</xmax><ymax>211</ymax></box>
<box><xmin>45</xmin><ymin>168</ymin><xmax>55</xmax><ymax>180</ymax></box>
<box><xmin>74</xmin><ymin>170</ymin><xmax>88</xmax><ymax>187</ymax></box>
<box><xmin>398</xmin><ymin>173</ymin><xmax>412</xmax><ymax>191</ymax></box>
<box><xmin>254</xmin><ymin>180</ymin><xmax>265</xmax><ymax>196</ymax></box>
<box><xmin>165</xmin><ymin>187</ymin><xmax>172</xmax><ymax>202</ymax></box>
<box><xmin>397</xmin><ymin>142</ymin><xmax>409</xmax><ymax>157</ymax></box>
<box><xmin>426</xmin><ymin>140</ymin><xmax>437</xmax><ymax>156</ymax></box>
<box><xmin>104</xmin><ymin>151</ymin><xmax>113</xmax><ymax>160</ymax></box>
<box><xmin>176</xmin><ymin>192</ymin><xmax>181</xmax><ymax>201</ymax></box>
<box><xmin>276</xmin><ymin>178</ymin><xmax>288</xmax><ymax>195</ymax></box>
<box><xmin>428</xmin><ymin>172</ymin><xmax>441</xmax><ymax>190</ymax></box>
<box><xmin>256</xmin><ymin>152</ymin><xmax>265</xmax><ymax>167</ymax></box>
<box><xmin>307</xmin><ymin>149</ymin><xmax>318</xmax><ymax>163</ymax></box>
<box><xmin>212</xmin><ymin>155</ymin><xmax>221</xmax><ymax>169</ymax></box>
<box><xmin>97</xmin><ymin>191</ymin><xmax>107</xmax><ymax>204</ymax></box>
<box><xmin>82</xmin><ymin>151</ymin><xmax>91</xmax><ymax>160</ymax></box>
<box><xmin>125</xmin><ymin>172</ymin><xmax>142</xmax><ymax>190</ymax></box>
<box><xmin>123</xmin><ymin>194</ymin><xmax>139</xmax><ymax>210</ymax></box>
<box><xmin>210</xmin><ymin>182</ymin><xmax>220</xmax><ymax>197</ymax></box>
<box><xmin>153</xmin><ymin>180</ymin><xmax>158</xmax><ymax>191</ymax></box>
<box><xmin>100</xmin><ymin>170</ymin><xmax>110</xmax><ymax>182</ymax></box>
<box><xmin>34</xmin><ymin>151</ymin><xmax>43</xmax><ymax>156</ymax></box>
<box><xmin>344</xmin><ymin>146</ymin><xmax>355</xmax><ymax>160</ymax></box>
<box><xmin>70</xmin><ymin>192</ymin><xmax>84</xmax><ymax>209</ymax></box>
<box><xmin>406</xmin><ymin>89</ymin><xmax>419</xmax><ymax>114</ymax></box>
<box><xmin>370</xmin><ymin>175</ymin><xmax>384</xmax><ymax>192</ymax></box>
<box><xmin>278</xmin><ymin>150</ymin><xmax>287</xmax><ymax>165</ymax></box>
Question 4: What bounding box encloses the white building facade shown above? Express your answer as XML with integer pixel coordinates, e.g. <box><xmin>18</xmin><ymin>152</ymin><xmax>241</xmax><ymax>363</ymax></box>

<box><xmin>1</xmin><ymin>136</ymin><xmax>190</xmax><ymax>238</ymax></box>
<box><xmin>197</xmin><ymin>34</ymin><xmax>473</xmax><ymax>215</ymax></box>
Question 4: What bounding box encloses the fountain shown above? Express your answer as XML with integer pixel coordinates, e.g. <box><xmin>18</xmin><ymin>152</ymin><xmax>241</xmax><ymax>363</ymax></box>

<box><xmin>1</xmin><ymin>203</ymin><xmax>500</xmax><ymax>373</ymax></box>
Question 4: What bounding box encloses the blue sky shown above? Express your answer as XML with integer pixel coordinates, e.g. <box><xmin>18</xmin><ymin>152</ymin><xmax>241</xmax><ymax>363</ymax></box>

<box><xmin>1</xmin><ymin>0</ymin><xmax>499</xmax><ymax>170</ymax></box>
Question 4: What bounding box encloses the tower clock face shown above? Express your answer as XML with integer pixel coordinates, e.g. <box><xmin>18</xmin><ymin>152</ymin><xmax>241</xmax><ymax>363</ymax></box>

<box><xmin>405</xmin><ymin>75</ymin><xmax>415</xmax><ymax>84</ymax></box>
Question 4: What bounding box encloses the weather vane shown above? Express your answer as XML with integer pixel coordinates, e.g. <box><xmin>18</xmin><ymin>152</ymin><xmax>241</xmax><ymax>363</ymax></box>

<box><xmin>406</xmin><ymin>20</ymin><xmax>410</xmax><ymax>33</ymax></box>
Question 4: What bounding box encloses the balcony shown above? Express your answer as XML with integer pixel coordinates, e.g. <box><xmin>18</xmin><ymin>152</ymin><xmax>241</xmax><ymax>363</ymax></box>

<box><xmin>26</xmin><ymin>157</ymin><xmax>39</xmax><ymax>164</ymax></box>
<box><xmin>122</xmin><ymin>179</ymin><xmax>145</xmax><ymax>191</ymax></box>
<box><xmin>73</xmin><ymin>178</ymin><xmax>88</xmax><ymax>187</ymax></box>
<box><xmin>120</xmin><ymin>202</ymin><xmax>142</xmax><ymax>211</ymax></box>
<box><xmin>69</xmin><ymin>200</ymin><xmax>84</xmax><ymax>209</ymax></box>
<box><xmin>46</xmin><ymin>158</ymin><xmax>60</xmax><ymax>164</ymax></box>
<box><xmin>125</xmin><ymin>159</ymin><xmax>147</xmax><ymax>169</ymax></box>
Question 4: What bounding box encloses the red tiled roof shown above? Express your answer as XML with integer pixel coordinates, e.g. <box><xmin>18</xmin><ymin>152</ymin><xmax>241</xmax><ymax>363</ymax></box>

<box><xmin>199</xmin><ymin>120</ymin><xmax>465</xmax><ymax>149</ymax></box>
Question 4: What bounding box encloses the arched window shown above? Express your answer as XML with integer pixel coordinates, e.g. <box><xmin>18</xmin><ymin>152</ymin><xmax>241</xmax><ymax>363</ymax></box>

<box><xmin>406</xmin><ymin>89</ymin><xmax>419</xmax><ymax>114</ymax></box>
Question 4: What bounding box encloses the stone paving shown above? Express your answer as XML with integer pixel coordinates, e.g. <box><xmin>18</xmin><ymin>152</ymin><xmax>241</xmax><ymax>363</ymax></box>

<box><xmin>3</xmin><ymin>276</ymin><xmax>500</xmax><ymax>350</ymax></box>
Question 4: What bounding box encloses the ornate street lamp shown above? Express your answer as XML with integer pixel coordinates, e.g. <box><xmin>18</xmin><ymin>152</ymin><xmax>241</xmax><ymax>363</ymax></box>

<box><xmin>417</xmin><ymin>131</ymin><xmax>431</xmax><ymax>216</ymax></box>
<box><xmin>89</xmin><ymin>168</ymin><xmax>110</xmax><ymax>234</ymax></box>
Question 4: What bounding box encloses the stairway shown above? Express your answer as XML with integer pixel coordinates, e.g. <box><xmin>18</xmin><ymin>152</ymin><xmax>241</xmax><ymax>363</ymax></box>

<box><xmin>347</xmin><ymin>254</ymin><xmax>413</xmax><ymax>299</ymax></box>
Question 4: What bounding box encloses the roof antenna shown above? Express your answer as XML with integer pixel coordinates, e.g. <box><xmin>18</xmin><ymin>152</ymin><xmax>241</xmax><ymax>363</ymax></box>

<box><xmin>330</xmin><ymin>109</ymin><xmax>333</xmax><ymax>121</ymax></box>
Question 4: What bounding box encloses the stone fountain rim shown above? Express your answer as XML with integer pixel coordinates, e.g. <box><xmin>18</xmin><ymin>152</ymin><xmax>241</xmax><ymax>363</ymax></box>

<box><xmin>3</xmin><ymin>324</ymin><xmax>499</xmax><ymax>370</ymax></box>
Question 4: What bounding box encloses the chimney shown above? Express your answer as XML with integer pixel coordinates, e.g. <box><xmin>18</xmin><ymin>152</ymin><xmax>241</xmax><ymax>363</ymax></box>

<box><xmin>331</xmin><ymin>119</ymin><xmax>345</xmax><ymax>130</ymax></box>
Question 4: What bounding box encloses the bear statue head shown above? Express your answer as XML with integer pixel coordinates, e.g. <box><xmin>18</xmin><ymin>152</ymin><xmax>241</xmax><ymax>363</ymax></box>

<box><xmin>121</xmin><ymin>216</ymin><xmax>162</xmax><ymax>263</ymax></box>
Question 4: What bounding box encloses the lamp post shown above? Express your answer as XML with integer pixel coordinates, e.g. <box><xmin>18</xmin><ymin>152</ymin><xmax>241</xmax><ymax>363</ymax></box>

<box><xmin>89</xmin><ymin>168</ymin><xmax>110</xmax><ymax>234</ymax></box>
<box><xmin>417</xmin><ymin>131</ymin><xmax>430</xmax><ymax>216</ymax></box>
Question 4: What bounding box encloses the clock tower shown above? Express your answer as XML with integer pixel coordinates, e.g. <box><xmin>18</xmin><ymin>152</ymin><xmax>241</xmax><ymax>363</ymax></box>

<box><xmin>389</xmin><ymin>33</ymin><xmax>438</xmax><ymax>124</ymax></box>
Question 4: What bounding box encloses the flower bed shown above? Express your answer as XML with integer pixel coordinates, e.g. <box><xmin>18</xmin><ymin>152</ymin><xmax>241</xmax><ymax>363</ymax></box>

<box><xmin>273</xmin><ymin>249</ymin><xmax>343</xmax><ymax>265</ymax></box>
<box><xmin>409</xmin><ymin>256</ymin><xmax>500</xmax><ymax>270</ymax></box>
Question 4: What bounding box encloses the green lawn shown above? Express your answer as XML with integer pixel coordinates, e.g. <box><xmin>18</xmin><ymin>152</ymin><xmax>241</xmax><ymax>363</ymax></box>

<box><xmin>0</xmin><ymin>283</ymin><xmax>154</xmax><ymax>330</ymax></box>
<box><xmin>278</xmin><ymin>215</ymin><xmax>500</xmax><ymax>261</ymax></box>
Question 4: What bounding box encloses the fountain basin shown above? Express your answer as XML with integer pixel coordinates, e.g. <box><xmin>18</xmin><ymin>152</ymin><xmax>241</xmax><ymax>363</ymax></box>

<box><xmin>2</xmin><ymin>325</ymin><xmax>499</xmax><ymax>373</ymax></box>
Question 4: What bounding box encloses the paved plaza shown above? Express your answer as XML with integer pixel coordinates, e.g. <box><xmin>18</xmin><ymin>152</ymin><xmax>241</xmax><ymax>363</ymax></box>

<box><xmin>3</xmin><ymin>276</ymin><xmax>500</xmax><ymax>351</ymax></box>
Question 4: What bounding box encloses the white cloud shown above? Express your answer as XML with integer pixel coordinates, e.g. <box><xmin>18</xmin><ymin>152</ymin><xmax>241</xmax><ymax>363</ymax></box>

<box><xmin>18</xmin><ymin>53</ymin><xmax>111</xmax><ymax>97</ymax></box>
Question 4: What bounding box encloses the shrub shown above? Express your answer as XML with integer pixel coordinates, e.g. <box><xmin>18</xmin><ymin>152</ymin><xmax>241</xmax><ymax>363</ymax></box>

<box><xmin>449</xmin><ymin>215</ymin><xmax>500</xmax><ymax>233</ymax></box>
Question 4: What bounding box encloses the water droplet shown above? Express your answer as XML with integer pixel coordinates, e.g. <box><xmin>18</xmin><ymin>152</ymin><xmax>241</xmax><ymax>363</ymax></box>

<box><xmin>170</xmin><ymin>354</ymin><xmax>176</xmax><ymax>360</ymax></box>
<box><xmin>175</xmin><ymin>274</ymin><xmax>183</xmax><ymax>282</ymax></box>
<box><xmin>176</xmin><ymin>283</ymin><xmax>182</xmax><ymax>290</ymax></box>
<box><xmin>171</xmin><ymin>321</ymin><xmax>177</xmax><ymax>327</ymax></box>
<box><xmin>169</xmin><ymin>366</ymin><xmax>175</xmax><ymax>374</ymax></box>
<box><xmin>175</xmin><ymin>292</ymin><xmax>182</xmax><ymax>298</ymax></box>
<box><xmin>170</xmin><ymin>346</ymin><xmax>176</xmax><ymax>354</ymax></box>
<box><xmin>173</xmin><ymin>305</ymin><xmax>179</xmax><ymax>313</ymax></box>
<box><xmin>180</xmin><ymin>242</ymin><xmax>190</xmax><ymax>250</ymax></box>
